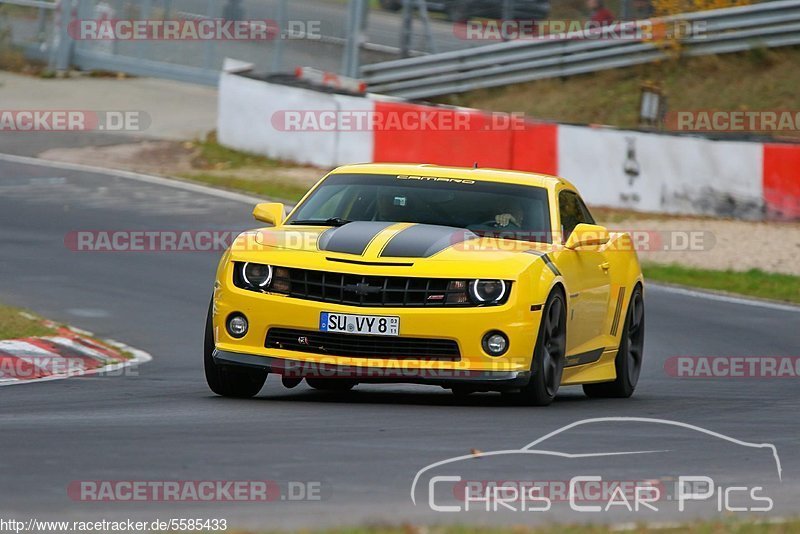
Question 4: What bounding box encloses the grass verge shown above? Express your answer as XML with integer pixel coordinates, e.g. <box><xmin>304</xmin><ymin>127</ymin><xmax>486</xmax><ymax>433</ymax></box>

<box><xmin>642</xmin><ymin>263</ymin><xmax>800</xmax><ymax>305</ymax></box>
<box><xmin>445</xmin><ymin>46</ymin><xmax>800</xmax><ymax>140</ymax></box>
<box><xmin>177</xmin><ymin>172</ymin><xmax>310</xmax><ymax>202</ymax></box>
<box><xmin>177</xmin><ymin>133</ymin><xmax>318</xmax><ymax>202</ymax></box>
<box><xmin>0</xmin><ymin>304</ymin><xmax>57</xmax><ymax>339</ymax></box>
<box><xmin>190</xmin><ymin>133</ymin><xmax>288</xmax><ymax>171</ymax></box>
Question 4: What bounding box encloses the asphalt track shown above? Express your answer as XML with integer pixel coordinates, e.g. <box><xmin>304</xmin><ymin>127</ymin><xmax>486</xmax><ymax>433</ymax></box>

<box><xmin>1</xmin><ymin>155</ymin><xmax>799</xmax><ymax>530</ymax></box>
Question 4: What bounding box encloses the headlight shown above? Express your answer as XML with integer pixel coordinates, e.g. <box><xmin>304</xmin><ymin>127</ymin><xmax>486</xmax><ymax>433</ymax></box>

<box><xmin>234</xmin><ymin>262</ymin><xmax>291</xmax><ymax>294</ymax></box>
<box><xmin>469</xmin><ymin>279</ymin><xmax>507</xmax><ymax>304</ymax></box>
<box><xmin>241</xmin><ymin>262</ymin><xmax>272</xmax><ymax>288</ymax></box>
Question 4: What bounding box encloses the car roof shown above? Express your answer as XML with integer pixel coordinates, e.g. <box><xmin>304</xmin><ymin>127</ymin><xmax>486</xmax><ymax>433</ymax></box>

<box><xmin>329</xmin><ymin>163</ymin><xmax>576</xmax><ymax>191</ymax></box>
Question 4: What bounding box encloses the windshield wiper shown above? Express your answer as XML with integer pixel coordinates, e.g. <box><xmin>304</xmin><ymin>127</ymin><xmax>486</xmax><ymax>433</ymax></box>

<box><xmin>289</xmin><ymin>217</ymin><xmax>352</xmax><ymax>227</ymax></box>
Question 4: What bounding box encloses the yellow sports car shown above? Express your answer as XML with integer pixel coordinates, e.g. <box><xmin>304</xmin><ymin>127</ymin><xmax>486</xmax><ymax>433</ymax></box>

<box><xmin>205</xmin><ymin>164</ymin><xmax>644</xmax><ymax>405</ymax></box>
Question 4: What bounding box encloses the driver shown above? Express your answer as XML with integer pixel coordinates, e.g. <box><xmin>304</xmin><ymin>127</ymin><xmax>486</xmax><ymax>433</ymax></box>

<box><xmin>494</xmin><ymin>201</ymin><xmax>524</xmax><ymax>228</ymax></box>
<box><xmin>374</xmin><ymin>190</ymin><xmax>409</xmax><ymax>222</ymax></box>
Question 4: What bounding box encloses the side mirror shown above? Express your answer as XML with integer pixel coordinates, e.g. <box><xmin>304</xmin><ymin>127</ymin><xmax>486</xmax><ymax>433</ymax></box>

<box><xmin>565</xmin><ymin>223</ymin><xmax>610</xmax><ymax>250</ymax></box>
<box><xmin>252</xmin><ymin>202</ymin><xmax>286</xmax><ymax>226</ymax></box>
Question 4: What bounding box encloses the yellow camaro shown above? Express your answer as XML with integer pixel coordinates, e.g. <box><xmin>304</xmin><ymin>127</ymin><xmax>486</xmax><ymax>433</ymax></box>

<box><xmin>205</xmin><ymin>164</ymin><xmax>644</xmax><ymax>405</ymax></box>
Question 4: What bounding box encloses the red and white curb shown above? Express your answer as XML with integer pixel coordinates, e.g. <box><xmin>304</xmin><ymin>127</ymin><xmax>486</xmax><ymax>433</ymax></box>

<box><xmin>0</xmin><ymin>318</ymin><xmax>152</xmax><ymax>386</ymax></box>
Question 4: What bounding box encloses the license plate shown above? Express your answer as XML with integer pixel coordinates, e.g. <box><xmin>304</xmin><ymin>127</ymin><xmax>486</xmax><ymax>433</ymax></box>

<box><xmin>320</xmin><ymin>312</ymin><xmax>399</xmax><ymax>336</ymax></box>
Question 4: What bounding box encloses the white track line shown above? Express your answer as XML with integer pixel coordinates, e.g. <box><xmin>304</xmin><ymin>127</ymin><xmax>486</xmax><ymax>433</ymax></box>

<box><xmin>0</xmin><ymin>152</ymin><xmax>257</xmax><ymax>205</ymax></box>
<box><xmin>1</xmin><ymin>152</ymin><xmax>797</xmax><ymax>314</ymax></box>
<box><xmin>649</xmin><ymin>283</ymin><xmax>800</xmax><ymax>313</ymax></box>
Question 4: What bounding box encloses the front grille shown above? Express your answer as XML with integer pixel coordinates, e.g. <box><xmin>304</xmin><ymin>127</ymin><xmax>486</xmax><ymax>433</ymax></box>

<box><xmin>266</xmin><ymin>328</ymin><xmax>461</xmax><ymax>360</ymax></box>
<box><xmin>273</xmin><ymin>268</ymin><xmax>472</xmax><ymax>307</ymax></box>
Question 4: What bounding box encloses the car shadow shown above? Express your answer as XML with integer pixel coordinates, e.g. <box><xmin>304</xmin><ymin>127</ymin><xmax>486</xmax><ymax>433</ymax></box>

<box><xmin>249</xmin><ymin>384</ymin><xmax>595</xmax><ymax>408</ymax></box>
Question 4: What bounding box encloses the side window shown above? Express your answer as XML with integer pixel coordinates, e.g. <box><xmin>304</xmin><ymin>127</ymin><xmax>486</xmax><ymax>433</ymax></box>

<box><xmin>577</xmin><ymin>196</ymin><xmax>596</xmax><ymax>225</ymax></box>
<box><xmin>558</xmin><ymin>190</ymin><xmax>590</xmax><ymax>241</ymax></box>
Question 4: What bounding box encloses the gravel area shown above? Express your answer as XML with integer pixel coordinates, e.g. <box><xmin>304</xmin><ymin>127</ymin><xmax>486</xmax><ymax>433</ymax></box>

<box><xmin>605</xmin><ymin>218</ymin><xmax>800</xmax><ymax>276</ymax></box>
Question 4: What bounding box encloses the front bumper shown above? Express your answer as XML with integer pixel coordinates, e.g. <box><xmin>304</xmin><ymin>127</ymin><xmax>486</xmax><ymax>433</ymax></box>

<box><xmin>213</xmin><ymin>349</ymin><xmax>532</xmax><ymax>388</ymax></box>
<box><xmin>214</xmin><ymin>292</ymin><xmax>541</xmax><ymax>373</ymax></box>
<box><xmin>213</xmin><ymin>259</ymin><xmax>546</xmax><ymax>379</ymax></box>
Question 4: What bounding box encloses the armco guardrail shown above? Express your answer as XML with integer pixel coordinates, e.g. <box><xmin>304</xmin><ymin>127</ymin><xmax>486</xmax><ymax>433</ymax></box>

<box><xmin>1</xmin><ymin>0</ymin><xmax>54</xmax><ymax>7</ymax></box>
<box><xmin>361</xmin><ymin>0</ymin><xmax>800</xmax><ymax>99</ymax></box>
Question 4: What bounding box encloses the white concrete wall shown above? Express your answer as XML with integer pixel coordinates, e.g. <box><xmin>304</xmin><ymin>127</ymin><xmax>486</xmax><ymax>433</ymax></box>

<box><xmin>557</xmin><ymin>125</ymin><xmax>764</xmax><ymax>218</ymax></box>
<box><xmin>217</xmin><ymin>72</ymin><xmax>374</xmax><ymax>168</ymax></box>
<box><xmin>218</xmin><ymin>72</ymin><xmax>770</xmax><ymax>218</ymax></box>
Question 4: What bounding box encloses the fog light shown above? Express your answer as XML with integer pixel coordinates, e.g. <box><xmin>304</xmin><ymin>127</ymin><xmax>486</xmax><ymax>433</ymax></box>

<box><xmin>227</xmin><ymin>313</ymin><xmax>248</xmax><ymax>338</ymax></box>
<box><xmin>483</xmin><ymin>331</ymin><xmax>508</xmax><ymax>357</ymax></box>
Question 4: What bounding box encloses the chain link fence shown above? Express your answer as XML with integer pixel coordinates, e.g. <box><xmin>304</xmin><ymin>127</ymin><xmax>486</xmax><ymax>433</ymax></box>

<box><xmin>0</xmin><ymin>0</ymin><xmax>781</xmax><ymax>84</ymax></box>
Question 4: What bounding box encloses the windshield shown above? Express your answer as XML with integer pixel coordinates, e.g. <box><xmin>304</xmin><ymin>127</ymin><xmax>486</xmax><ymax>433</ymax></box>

<box><xmin>287</xmin><ymin>173</ymin><xmax>552</xmax><ymax>243</ymax></box>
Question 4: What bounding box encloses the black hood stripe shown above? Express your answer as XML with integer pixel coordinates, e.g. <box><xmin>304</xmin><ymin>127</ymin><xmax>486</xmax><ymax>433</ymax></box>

<box><xmin>317</xmin><ymin>221</ymin><xmax>395</xmax><ymax>256</ymax></box>
<box><xmin>380</xmin><ymin>224</ymin><xmax>476</xmax><ymax>258</ymax></box>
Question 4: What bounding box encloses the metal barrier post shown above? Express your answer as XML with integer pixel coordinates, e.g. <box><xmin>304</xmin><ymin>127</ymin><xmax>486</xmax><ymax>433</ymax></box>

<box><xmin>112</xmin><ymin>0</ymin><xmax>123</xmax><ymax>55</ymax></box>
<box><xmin>415</xmin><ymin>0</ymin><xmax>437</xmax><ymax>54</ymax></box>
<box><xmin>342</xmin><ymin>0</ymin><xmax>365</xmax><ymax>77</ymax></box>
<box><xmin>54</xmin><ymin>0</ymin><xmax>74</xmax><ymax>72</ymax></box>
<box><xmin>399</xmin><ymin>0</ymin><xmax>412</xmax><ymax>58</ymax></box>
<box><xmin>36</xmin><ymin>5</ymin><xmax>46</xmax><ymax>39</ymax></box>
<box><xmin>203</xmin><ymin>0</ymin><xmax>214</xmax><ymax>69</ymax></box>
<box><xmin>271</xmin><ymin>0</ymin><xmax>287</xmax><ymax>73</ymax></box>
<box><xmin>137</xmin><ymin>0</ymin><xmax>152</xmax><ymax>59</ymax></box>
<box><xmin>502</xmin><ymin>0</ymin><xmax>512</xmax><ymax>21</ymax></box>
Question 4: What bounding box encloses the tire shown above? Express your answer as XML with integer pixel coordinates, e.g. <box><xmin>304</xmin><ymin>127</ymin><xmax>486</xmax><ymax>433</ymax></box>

<box><xmin>204</xmin><ymin>301</ymin><xmax>268</xmax><ymax>398</ymax></box>
<box><xmin>508</xmin><ymin>290</ymin><xmax>566</xmax><ymax>406</ymax></box>
<box><xmin>306</xmin><ymin>378</ymin><xmax>356</xmax><ymax>391</ymax></box>
<box><xmin>583</xmin><ymin>285</ymin><xmax>645</xmax><ymax>399</ymax></box>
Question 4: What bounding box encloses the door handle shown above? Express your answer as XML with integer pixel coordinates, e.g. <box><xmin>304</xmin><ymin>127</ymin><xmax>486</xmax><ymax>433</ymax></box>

<box><xmin>600</xmin><ymin>262</ymin><xmax>610</xmax><ymax>272</ymax></box>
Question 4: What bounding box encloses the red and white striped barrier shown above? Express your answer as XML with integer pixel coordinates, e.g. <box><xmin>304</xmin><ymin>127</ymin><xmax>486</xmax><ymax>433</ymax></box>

<box><xmin>217</xmin><ymin>70</ymin><xmax>800</xmax><ymax>220</ymax></box>
<box><xmin>0</xmin><ymin>323</ymin><xmax>151</xmax><ymax>385</ymax></box>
